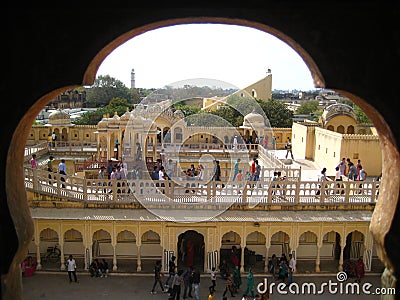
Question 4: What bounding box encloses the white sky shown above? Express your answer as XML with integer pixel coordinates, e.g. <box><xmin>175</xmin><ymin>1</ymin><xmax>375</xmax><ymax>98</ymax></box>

<box><xmin>97</xmin><ymin>23</ymin><xmax>317</xmax><ymax>91</ymax></box>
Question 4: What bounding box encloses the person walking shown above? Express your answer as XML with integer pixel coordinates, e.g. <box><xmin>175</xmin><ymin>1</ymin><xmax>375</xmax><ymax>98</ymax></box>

<box><xmin>58</xmin><ymin>158</ymin><xmax>67</xmax><ymax>188</ymax></box>
<box><xmin>30</xmin><ymin>154</ymin><xmax>37</xmax><ymax>169</ymax></box>
<box><xmin>182</xmin><ymin>266</ymin><xmax>192</xmax><ymax>299</ymax></box>
<box><xmin>285</xmin><ymin>137</ymin><xmax>294</xmax><ymax>159</ymax></box>
<box><xmin>66</xmin><ymin>255</ymin><xmax>78</xmax><ymax>283</ymax></box>
<box><xmin>209</xmin><ymin>266</ymin><xmax>217</xmax><ymax>293</ymax></box>
<box><xmin>192</xmin><ymin>268</ymin><xmax>201</xmax><ymax>300</ymax></box>
<box><xmin>212</xmin><ymin>160</ymin><xmax>224</xmax><ymax>188</ymax></box>
<box><xmin>244</xmin><ymin>268</ymin><xmax>255</xmax><ymax>298</ymax></box>
<box><xmin>165</xmin><ymin>255</ymin><xmax>176</xmax><ymax>288</ymax></box>
<box><xmin>233</xmin><ymin>265</ymin><xmax>242</xmax><ymax>293</ymax></box>
<box><xmin>253</xmin><ymin>159</ymin><xmax>261</xmax><ymax>184</ymax></box>
<box><xmin>151</xmin><ymin>260</ymin><xmax>165</xmax><ymax>294</ymax></box>
<box><xmin>316</xmin><ymin>167</ymin><xmax>327</xmax><ymax>195</ymax></box>
<box><xmin>222</xmin><ymin>273</ymin><xmax>235</xmax><ymax>298</ymax></box>
<box><xmin>47</xmin><ymin>155</ymin><xmax>54</xmax><ymax>184</ymax></box>
<box><xmin>250</xmin><ymin>158</ymin><xmax>256</xmax><ymax>180</ymax></box>
<box><xmin>287</xmin><ymin>253</ymin><xmax>296</xmax><ymax>286</ymax></box>
<box><xmin>169</xmin><ymin>269</ymin><xmax>183</xmax><ymax>300</ymax></box>
<box><xmin>337</xmin><ymin>157</ymin><xmax>347</xmax><ymax>176</ymax></box>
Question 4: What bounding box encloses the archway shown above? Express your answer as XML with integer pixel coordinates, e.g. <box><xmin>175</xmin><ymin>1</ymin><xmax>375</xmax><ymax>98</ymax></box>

<box><xmin>92</xmin><ymin>229</ymin><xmax>112</xmax><ymax>259</ymax></box>
<box><xmin>177</xmin><ymin>230</ymin><xmax>205</xmax><ymax>272</ymax></box>
<box><xmin>220</xmin><ymin>231</ymin><xmax>241</xmax><ymax>271</ymax></box>
<box><xmin>39</xmin><ymin>228</ymin><xmax>60</xmax><ymax>268</ymax></box>
<box><xmin>343</xmin><ymin>230</ymin><xmax>365</xmax><ymax>261</ymax></box>
<box><xmin>245</xmin><ymin>231</ymin><xmax>266</xmax><ymax>272</ymax></box>
<box><xmin>270</xmin><ymin>231</ymin><xmax>290</xmax><ymax>259</ymax></box>
<box><xmin>116</xmin><ymin>230</ymin><xmax>137</xmax><ymax>273</ymax></box>
<box><xmin>297</xmin><ymin>231</ymin><xmax>318</xmax><ymax>273</ymax></box>
<box><xmin>63</xmin><ymin>229</ymin><xmax>84</xmax><ymax>269</ymax></box>
<box><xmin>141</xmin><ymin>230</ymin><xmax>162</xmax><ymax>272</ymax></box>
<box><xmin>321</xmin><ymin>231</ymin><xmax>341</xmax><ymax>273</ymax></box>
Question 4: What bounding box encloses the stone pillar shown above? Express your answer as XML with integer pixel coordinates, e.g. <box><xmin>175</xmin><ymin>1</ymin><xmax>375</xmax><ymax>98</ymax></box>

<box><xmin>137</xmin><ymin>244</ymin><xmax>142</xmax><ymax>272</ymax></box>
<box><xmin>315</xmin><ymin>244</ymin><xmax>322</xmax><ymax>273</ymax></box>
<box><xmin>35</xmin><ymin>242</ymin><xmax>42</xmax><ymax>270</ymax></box>
<box><xmin>264</xmin><ymin>244</ymin><xmax>271</xmax><ymax>273</ymax></box>
<box><xmin>60</xmin><ymin>241</ymin><xmax>65</xmax><ymax>270</ymax></box>
<box><xmin>338</xmin><ymin>242</ymin><xmax>345</xmax><ymax>271</ymax></box>
<box><xmin>240</xmin><ymin>240</ymin><xmax>246</xmax><ymax>273</ymax></box>
<box><xmin>111</xmin><ymin>243</ymin><xmax>117</xmax><ymax>271</ymax></box>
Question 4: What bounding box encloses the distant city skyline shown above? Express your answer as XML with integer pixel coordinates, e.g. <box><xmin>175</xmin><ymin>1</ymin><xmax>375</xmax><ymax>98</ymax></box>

<box><xmin>97</xmin><ymin>24</ymin><xmax>318</xmax><ymax>91</ymax></box>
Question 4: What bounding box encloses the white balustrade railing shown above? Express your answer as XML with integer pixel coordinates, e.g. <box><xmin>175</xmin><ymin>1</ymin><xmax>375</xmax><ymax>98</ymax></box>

<box><xmin>24</xmin><ymin>167</ymin><xmax>379</xmax><ymax>207</ymax></box>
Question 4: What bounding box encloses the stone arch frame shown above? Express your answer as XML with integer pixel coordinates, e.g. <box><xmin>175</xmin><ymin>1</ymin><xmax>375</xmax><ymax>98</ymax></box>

<box><xmin>62</xmin><ymin>228</ymin><xmax>84</xmax><ymax>261</ymax></box>
<box><xmin>297</xmin><ymin>230</ymin><xmax>318</xmax><ymax>260</ymax></box>
<box><xmin>270</xmin><ymin>229</ymin><xmax>291</xmax><ymax>258</ymax></box>
<box><xmin>116</xmin><ymin>229</ymin><xmax>137</xmax><ymax>258</ymax></box>
<box><xmin>39</xmin><ymin>227</ymin><xmax>60</xmax><ymax>259</ymax></box>
<box><xmin>245</xmin><ymin>230</ymin><xmax>267</xmax><ymax>271</ymax></box>
<box><xmin>92</xmin><ymin>229</ymin><xmax>112</xmax><ymax>258</ymax></box>
<box><xmin>3</xmin><ymin>10</ymin><xmax>400</xmax><ymax>299</ymax></box>
<box><xmin>343</xmin><ymin>229</ymin><xmax>365</xmax><ymax>261</ymax></box>
<box><xmin>220</xmin><ymin>230</ymin><xmax>242</xmax><ymax>269</ymax></box>
<box><xmin>220</xmin><ymin>229</ymin><xmax>242</xmax><ymax>244</ymax></box>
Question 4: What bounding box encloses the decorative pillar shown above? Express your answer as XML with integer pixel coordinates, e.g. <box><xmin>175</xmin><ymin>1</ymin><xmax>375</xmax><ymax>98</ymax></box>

<box><xmin>240</xmin><ymin>240</ymin><xmax>246</xmax><ymax>273</ymax></box>
<box><xmin>137</xmin><ymin>244</ymin><xmax>142</xmax><ymax>272</ymax></box>
<box><xmin>112</xmin><ymin>243</ymin><xmax>118</xmax><ymax>271</ymax></box>
<box><xmin>35</xmin><ymin>242</ymin><xmax>42</xmax><ymax>270</ymax></box>
<box><xmin>338</xmin><ymin>241</ymin><xmax>345</xmax><ymax>271</ymax></box>
<box><xmin>60</xmin><ymin>241</ymin><xmax>65</xmax><ymax>270</ymax></box>
<box><xmin>153</xmin><ymin>134</ymin><xmax>157</xmax><ymax>161</ymax></box>
<box><xmin>316</xmin><ymin>242</ymin><xmax>322</xmax><ymax>273</ymax></box>
<box><xmin>264</xmin><ymin>243</ymin><xmax>271</xmax><ymax>273</ymax></box>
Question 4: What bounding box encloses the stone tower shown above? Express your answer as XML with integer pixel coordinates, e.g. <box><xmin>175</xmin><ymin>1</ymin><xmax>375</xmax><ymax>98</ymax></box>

<box><xmin>131</xmin><ymin>68</ymin><xmax>135</xmax><ymax>89</ymax></box>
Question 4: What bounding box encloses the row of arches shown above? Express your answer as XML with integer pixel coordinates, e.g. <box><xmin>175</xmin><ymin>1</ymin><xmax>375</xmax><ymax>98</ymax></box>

<box><xmin>27</xmin><ymin>225</ymin><xmax>381</xmax><ymax>274</ymax></box>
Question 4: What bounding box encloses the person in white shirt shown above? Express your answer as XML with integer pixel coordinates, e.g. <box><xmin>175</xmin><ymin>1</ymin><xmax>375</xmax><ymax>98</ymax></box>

<box><xmin>335</xmin><ymin>166</ymin><xmax>342</xmax><ymax>181</ymax></box>
<box><xmin>165</xmin><ymin>159</ymin><xmax>175</xmax><ymax>179</ymax></box>
<box><xmin>158</xmin><ymin>166</ymin><xmax>167</xmax><ymax>194</ymax></box>
<box><xmin>233</xmin><ymin>135</ymin><xmax>238</xmax><ymax>152</ymax></box>
<box><xmin>287</xmin><ymin>253</ymin><xmax>296</xmax><ymax>286</ymax></box>
<box><xmin>66</xmin><ymin>255</ymin><xmax>78</xmax><ymax>283</ymax></box>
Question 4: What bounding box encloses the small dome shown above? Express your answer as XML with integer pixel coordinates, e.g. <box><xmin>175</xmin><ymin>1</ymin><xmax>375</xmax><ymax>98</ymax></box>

<box><xmin>120</xmin><ymin>108</ymin><xmax>131</xmax><ymax>121</ymax></box>
<box><xmin>243</xmin><ymin>109</ymin><xmax>264</xmax><ymax>127</ymax></box>
<box><xmin>108</xmin><ymin>112</ymin><xmax>120</xmax><ymax>127</ymax></box>
<box><xmin>97</xmin><ymin>115</ymin><xmax>109</xmax><ymax>128</ymax></box>
<box><xmin>48</xmin><ymin>109</ymin><xmax>72</xmax><ymax>126</ymax></box>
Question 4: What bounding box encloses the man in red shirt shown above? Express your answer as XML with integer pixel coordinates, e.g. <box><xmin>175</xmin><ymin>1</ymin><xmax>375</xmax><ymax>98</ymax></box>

<box><xmin>250</xmin><ymin>158</ymin><xmax>256</xmax><ymax>180</ymax></box>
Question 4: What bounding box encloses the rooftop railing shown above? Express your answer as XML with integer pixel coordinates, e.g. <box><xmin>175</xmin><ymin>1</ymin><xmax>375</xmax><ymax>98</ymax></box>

<box><xmin>24</xmin><ymin>167</ymin><xmax>379</xmax><ymax>208</ymax></box>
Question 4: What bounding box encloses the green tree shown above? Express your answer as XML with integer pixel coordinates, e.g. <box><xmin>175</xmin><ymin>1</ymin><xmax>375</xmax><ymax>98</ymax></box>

<box><xmin>108</xmin><ymin>97</ymin><xmax>133</xmax><ymax>109</ymax></box>
<box><xmin>354</xmin><ymin>105</ymin><xmax>372</xmax><ymax>124</ymax></box>
<box><xmin>85</xmin><ymin>75</ymin><xmax>132</xmax><ymax>107</ymax></box>
<box><xmin>173</xmin><ymin>103</ymin><xmax>201</xmax><ymax>117</ymax></box>
<box><xmin>257</xmin><ymin>99</ymin><xmax>293</xmax><ymax>128</ymax></box>
<box><xmin>296</xmin><ymin>100</ymin><xmax>319</xmax><ymax>114</ymax></box>
<box><xmin>73</xmin><ymin>97</ymin><xmax>133</xmax><ymax>125</ymax></box>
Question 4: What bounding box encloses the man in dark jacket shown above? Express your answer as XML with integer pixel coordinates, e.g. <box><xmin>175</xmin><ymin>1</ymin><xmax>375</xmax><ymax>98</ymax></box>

<box><xmin>165</xmin><ymin>255</ymin><xmax>176</xmax><ymax>288</ymax></box>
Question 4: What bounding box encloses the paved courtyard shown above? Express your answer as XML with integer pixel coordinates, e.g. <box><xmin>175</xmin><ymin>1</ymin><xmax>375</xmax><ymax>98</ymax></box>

<box><xmin>22</xmin><ymin>272</ymin><xmax>388</xmax><ymax>299</ymax></box>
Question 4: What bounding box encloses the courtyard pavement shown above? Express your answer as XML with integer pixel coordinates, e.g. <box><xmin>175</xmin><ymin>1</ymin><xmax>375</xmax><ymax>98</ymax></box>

<box><xmin>22</xmin><ymin>271</ymin><xmax>389</xmax><ymax>300</ymax></box>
